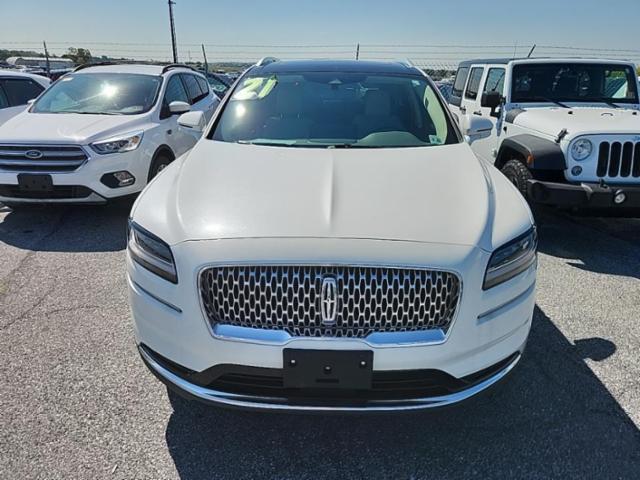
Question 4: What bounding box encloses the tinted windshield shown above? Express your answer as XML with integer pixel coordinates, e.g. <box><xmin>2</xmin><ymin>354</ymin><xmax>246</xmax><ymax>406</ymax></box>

<box><xmin>210</xmin><ymin>72</ymin><xmax>458</xmax><ymax>148</ymax></box>
<box><xmin>32</xmin><ymin>73</ymin><xmax>161</xmax><ymax>115</ymax></box>
<box><xmin>511</xmin><ymin>63</ymin><xmax>639</xmax><ymax>104</ymax></box>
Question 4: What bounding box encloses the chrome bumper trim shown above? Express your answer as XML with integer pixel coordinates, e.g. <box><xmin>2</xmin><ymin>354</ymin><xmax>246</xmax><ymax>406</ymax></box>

<box><xmin>0</xmin><ymin>192</ymin><xmax>106</xmax><ymax>204</ymax></box>
<box><xmin>140</xmin><ymin>347</ymin><xmax>521</xmax><ymax>412</ymax></box>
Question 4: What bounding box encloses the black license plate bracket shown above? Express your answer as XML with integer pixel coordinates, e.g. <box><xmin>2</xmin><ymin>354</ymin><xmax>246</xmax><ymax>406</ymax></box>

<box><xmin>283</xmin><ymin>349</ymin><xmax>373</xmax><ymax>390</ymax></box>
<box><xmin>17</xmin><ymin>174</ymin><xmax>53</xmax><ymax>192</ymax></box>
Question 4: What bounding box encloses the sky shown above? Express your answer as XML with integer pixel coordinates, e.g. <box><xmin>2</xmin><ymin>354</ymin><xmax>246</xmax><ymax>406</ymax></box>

<box><xmin>2</xmin><ymin>0</ymin><xmax>640</xmax><ymax>64</ymax></box>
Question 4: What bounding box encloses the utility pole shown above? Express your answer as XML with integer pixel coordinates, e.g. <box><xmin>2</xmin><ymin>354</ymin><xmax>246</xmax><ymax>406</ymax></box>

<box><xmin>355</xmin><ymin>43</ymin><xmax>360</xmax><ymax>60</ymax></box>
<box><xmin>201</xmin><ymin>44</ymin><xmax>209</xmax><ymax>73</ymax></box>
<box><xmin>527</xmin><ymin>44</ymin><xmax>537</xmax><ymax>58</ymax></box>
<box><xmin>168</xmin><ymin>0</ymin><xmax>178</xmax><ymax>63</ymax></box>
<box><xmin>43</xmin><ymin>41</ymin><xmax>51</xmax><ymax>76</ymax></box>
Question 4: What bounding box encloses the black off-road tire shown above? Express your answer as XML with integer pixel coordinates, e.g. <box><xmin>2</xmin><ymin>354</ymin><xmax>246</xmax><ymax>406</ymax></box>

<box><xmin>502</xmin><ymin>159</ymin><xmax>533</xmax><ymax>200</ymax></box>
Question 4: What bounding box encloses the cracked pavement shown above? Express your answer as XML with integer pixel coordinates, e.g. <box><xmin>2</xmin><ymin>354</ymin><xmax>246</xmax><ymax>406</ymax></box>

<box><xmin>0</xmin><ymin>204</ymin><xmax>639</xmax><ymax>479</ymax></box>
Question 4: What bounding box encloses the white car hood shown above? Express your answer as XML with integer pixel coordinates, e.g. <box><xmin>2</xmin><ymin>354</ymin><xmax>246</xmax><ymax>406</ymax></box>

<box><xmin>0</xmin><ymin>111</ymin><xmax>147</xmax><ymax>144</ymax></box>
<box><xmin>134</xmin><ymin>141</ymin><xmax>532</xmax><ymax>250</ymax></box>
<box><xmin>511</xmin><ymin>106</ymin><xmax>640</xmax><ymax>138</ymax></box>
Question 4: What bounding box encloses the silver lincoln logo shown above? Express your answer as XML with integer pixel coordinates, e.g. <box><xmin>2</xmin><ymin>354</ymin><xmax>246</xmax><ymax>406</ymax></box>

<box><xmin>320</xmin><ymin>276</ymin><xmax>338</xmax><ymax>325</ymax></box>
<box><xmin>25</xmin><ymin>150</ymin><xmax>44</xmax><ymax>159</ymax></box>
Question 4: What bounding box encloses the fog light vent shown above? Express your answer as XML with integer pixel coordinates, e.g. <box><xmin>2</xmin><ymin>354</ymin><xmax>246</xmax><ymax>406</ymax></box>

<box><xmin>101</xmin><ymin>171</ymin><xmax>135</xmax><ymax>188</ymax></box>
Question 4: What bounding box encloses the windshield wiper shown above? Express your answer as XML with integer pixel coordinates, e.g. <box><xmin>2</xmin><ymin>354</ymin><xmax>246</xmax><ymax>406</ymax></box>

<box><xmin>525</xmin><ymin>97</ymin><xmax>570</xmax><ymax>108</ymax></box>
<box><xmin>593</xmin><ymin>98</ymin><xmax>620</xmax><ymax>108</ymax></box>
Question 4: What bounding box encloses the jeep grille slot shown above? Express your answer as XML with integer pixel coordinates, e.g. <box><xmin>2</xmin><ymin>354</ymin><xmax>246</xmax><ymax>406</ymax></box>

<box><xmin>597</xmin><ymin>141</ymin><xmax>640</xmax><ymax>179</ymax></box>
<box><xmin>0</xmin><ymin>145</ymin><xmax>87</xmax><ymax>172</ymax></box>
<box><xmin>199</xmin><ymin>265</ymin><xmax>461</xmax><ymax>338</ymax></box>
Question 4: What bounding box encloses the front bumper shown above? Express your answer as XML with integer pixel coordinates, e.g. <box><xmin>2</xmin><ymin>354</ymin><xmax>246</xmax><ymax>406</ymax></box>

<box><xmin>128</xmin><ymin>237</ymin><xmax>537</xmax><ymax>411</ymax></box>
<box><xmin>528</xmin><ymin>179</ymin><xmax>640</xmax><ymax>211</ymax></box>
<box><xmin>139</xmin><ymin>344</ymin><xmax>523</xmax><ymax>412</ymax></box>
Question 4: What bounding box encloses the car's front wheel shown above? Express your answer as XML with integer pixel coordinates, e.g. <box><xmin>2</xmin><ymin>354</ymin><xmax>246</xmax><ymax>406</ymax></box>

<box><xmin>148</xmin><ymin>152</ymin><xmax>174</xmax><ymax>181</ymax></box>
<box><xmin>502</xmin><ymin>159</ymin><xmax>532</xmax><ymax>199</ymax></box>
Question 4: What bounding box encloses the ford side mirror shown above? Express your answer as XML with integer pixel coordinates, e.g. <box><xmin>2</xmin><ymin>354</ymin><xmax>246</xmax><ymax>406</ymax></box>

<box><xmin>465</xmin><ymin>116</ymin><xmax>493</xmax><ymax>143</ymax></box>
<box><xmin>481</xmin><ymin>91</ymin><xmax>503</xmax><ymax>117</ymax></box>
<box><xmin>178</xmin><ymin>111</ymin><xmax>206</xmax><ymax>132</ymax></box>
<box><xmin>169</xmin><ymin>101</ymin><xmax>191</xmax><ymax>115</ymax></box>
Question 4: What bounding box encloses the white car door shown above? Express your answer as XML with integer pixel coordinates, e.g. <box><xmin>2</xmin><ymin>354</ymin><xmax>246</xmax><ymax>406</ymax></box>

<box><xmin>472</xmin><ymin>66</ymin><xmax>506</xmax><ymax>163</ymax></box>
<box><xmin>182</xmin><ymin>73</ymin><xmax>218</xmax><ymax>124</ymax></box>
<box><xmin>160</xmin><ymin>74</ymin><xmax>196</xmax><ymax>157</ymax></box>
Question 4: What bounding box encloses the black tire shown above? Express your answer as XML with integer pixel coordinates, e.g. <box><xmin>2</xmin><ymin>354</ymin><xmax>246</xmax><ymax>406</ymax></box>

<box><xmin>502</xmin><ymin>159</ymin><xmax>533</xmax><ymax>199</ymax></box>
<box><xmin>148</xmin><ymin>152</ymin><xmax>174</xmax><ymax>182</ymax></box>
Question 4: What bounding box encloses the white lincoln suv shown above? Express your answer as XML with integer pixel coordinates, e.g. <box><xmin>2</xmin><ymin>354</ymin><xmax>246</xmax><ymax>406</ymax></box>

<box><xmin>128</xmin><ymin>59</ymin><xmax>537</xmax><ymax>412</ymax></box>
<box><xmin>0</xmin><ymin>63</ymin><xmax>218</xmax><ymax>207</ymax></box>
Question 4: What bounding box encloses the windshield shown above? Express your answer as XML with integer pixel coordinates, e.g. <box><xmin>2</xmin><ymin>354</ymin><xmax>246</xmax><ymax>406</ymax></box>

<box><xmin>32</xmin><ymin>73</ymin><xmax>162</xmax><ymax>115</ymax></box>
<box><xmin>210</xmin><ymin>72</ymin><xmax>458</xmax><ymax>148</ymax></box>
<box><xmin>511</xmin><ymin>63</ymin><xmax>639</xmax><ymax>104</ymax></box>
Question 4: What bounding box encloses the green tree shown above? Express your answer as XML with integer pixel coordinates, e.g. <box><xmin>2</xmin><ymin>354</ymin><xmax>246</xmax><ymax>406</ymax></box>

<box><xmin>62</xmin><ymin>47</ymin><xmax>92</xmax><ymax>65</ymax></box>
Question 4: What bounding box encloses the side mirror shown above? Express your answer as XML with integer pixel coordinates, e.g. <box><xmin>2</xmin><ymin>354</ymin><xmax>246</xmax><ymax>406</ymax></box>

<box><xmin>465</xmin><ymin>116</ymin><xmax>493</xmax><ymax>143</ymax></box>
<box><xmin>481</xmin><ymin>91</ymin><xmax>503</xmax><ymax>117</ymax></box>
<box><xmin>178</xmin><ymin>111</ymin><xmax>206</xmax><ymax>132</ymax></box>
<box><xmin>169</xmin><ymin>101</ymin><xmax>191</xmax><ymax>115</ymax></box>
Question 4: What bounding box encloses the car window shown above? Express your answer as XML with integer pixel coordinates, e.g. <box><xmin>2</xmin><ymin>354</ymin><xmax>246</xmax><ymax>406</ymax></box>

<box><xmin>483</xmin><ymin>68</ymin><xmax>505</xmax><ymax>96</ymax></box>
<box><xmin>195</xmin><ymin>76</ymin><xmax>210</xmax><ymax>96</ymax></box>
<box><xmin>0</xmin><ymin>85</ymin><xmax>8</xmax><ymax>109</ymax></box>
<box><xmin>464</xmin><ymin>67</ymin><xmax>484</xmax><ymax>100</ymax></box>
<box><xmin>1</xmin><ymin>78</ymin><xmax>44</xmax><ymax>106</ymax></box>
<box><xmin>164</xmin><ymin>75</ymin><xmax>189</xmax><ymax>105</ymax></box>
<box><xmin>32</xmin><ymin>73</ymin><xmax>161</xmax><ymax>115</ymax></box>
<box><xmin>210</xmin><ymin>72</ymin><xmax>460</xmax><ymax>148</ymax></box>
<box><xmin>182</xmin><ymin>74</ymin><xmax>206</xmax><ymax>104</ymax></box>
<box><xmin>452</xmin><ymin>67</ymin><xmax>469</xmax><ymax>98</ymax></box>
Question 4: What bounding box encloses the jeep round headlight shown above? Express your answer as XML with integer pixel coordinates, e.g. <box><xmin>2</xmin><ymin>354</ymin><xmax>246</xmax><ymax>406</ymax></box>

<box><xmin>571</xmin><ymin>138</ymin><xmax>593</xmax><ymax>161</ymax></box>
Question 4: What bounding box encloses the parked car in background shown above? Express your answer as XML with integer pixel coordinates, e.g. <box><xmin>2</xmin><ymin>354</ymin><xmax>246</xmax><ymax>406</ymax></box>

<box><xmin>435</xmin><ymin>80</ymin><xmax>453</xmax><ymax>102</ymax></box>
<box><xmin>128</xmin><ymin>58</ymin><xmax>537</xmax><ymax>412</ymax></box>
<box><xmin>200</xmin><ymin>71</ymin><xmax>232</xmax><ymax>99</ymax></box>
<box><xmin>0</xmin><ymin>70</ymin><xmax>50</xmax><ymax>126</ymax></box>
<box><xmin>0</xmin><ymin>63</ymin><xmax>219</xmax><ymax>207</ymax></box>
<box><xmin>449</xmin><ymin>58</ymin><xmax>640</xmax><ymax>214</ymax></box>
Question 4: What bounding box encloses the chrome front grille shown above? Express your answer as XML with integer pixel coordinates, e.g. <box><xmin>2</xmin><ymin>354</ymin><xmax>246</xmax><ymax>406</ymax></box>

<box><xmin>596</xmin><ymin>141</ymin><xmax>640</xmax><ymax>178</ymax></box>
<box><xmin>0</xmin><ymin>145</ymin><xmax>87</xmax><ymax>172</ymax></box>
<box><xmin>199</xmin><ymin>265</ymin><xmax>461</xmax><ymax>338</ymax></box>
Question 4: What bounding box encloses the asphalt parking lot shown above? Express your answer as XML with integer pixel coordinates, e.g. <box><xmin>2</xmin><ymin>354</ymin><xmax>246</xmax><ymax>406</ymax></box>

<box><xmin>0</xmin><ymin>204</ymin><xmax>639</xmax><ymax>479</ymax></box>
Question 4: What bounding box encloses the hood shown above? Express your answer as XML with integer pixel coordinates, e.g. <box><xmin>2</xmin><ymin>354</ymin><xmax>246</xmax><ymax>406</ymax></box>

<box><xmin>0</xmin><ymin>110</ymin><xmax>148</xmax><ymax>144</ymax></box>
<box><xmin>511</xmin><ymin>106</ymin><xmax>640</xmax><ymax>138</ymax></box>
<box><xmin>134</xmin><ymin>140</ymin><xmax>532</xmax><ymax>250</ymax></box>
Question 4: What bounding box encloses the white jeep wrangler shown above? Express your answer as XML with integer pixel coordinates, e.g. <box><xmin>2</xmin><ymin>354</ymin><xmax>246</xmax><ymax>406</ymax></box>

<box><xmin>449</xmin><ymin>58</ymin><xmax>640</xmax><ymax>214</ymax></box>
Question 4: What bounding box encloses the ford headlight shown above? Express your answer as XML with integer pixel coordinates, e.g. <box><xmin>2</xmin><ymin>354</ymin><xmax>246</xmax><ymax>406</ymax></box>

<box><xmin>570</xmin><ymin>138</ymin><xmax>592</xmax><ymax>161</ymax></box>
<box><xmin>127</xmin><ymin>221</ymin><xmax>177</xmax><ymax>283</ymax></box>
<box><xmin>91</xmin><ymin>131</ymin><xmax>143</xmax><ymax>155</ymax></box>
<box><xmin>484</xmin><ymin>228</ymin><xmax>537</xmax><ymax>290</ymax></box>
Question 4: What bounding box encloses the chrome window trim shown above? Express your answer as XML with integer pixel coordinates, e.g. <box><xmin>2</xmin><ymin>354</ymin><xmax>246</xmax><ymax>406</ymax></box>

<box><xmin>195</xmin><ymin>262</ymin><xmax>463</xmax><ymax>348</ymax></box>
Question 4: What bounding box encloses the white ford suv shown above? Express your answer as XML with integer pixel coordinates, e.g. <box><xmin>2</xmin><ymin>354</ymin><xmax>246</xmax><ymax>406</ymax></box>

<box><xmin>128</xmin><ymin>59</ymin><xmax>537</xmax><ymax>412</ymax></box>
<box><xmin>0</xmin><ymin>63</ymin><xmax>218</xmax><ymax>206</ymax></box>
<box><xmin>449</xmin><ymin>58</ymin><xmax>640</xmax><ymax>214</ymax></box>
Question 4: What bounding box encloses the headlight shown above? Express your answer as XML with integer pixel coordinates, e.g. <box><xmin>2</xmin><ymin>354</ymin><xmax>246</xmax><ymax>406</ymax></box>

<box><xmin>127</xmin><ymin>221</ymin><xmax>177</xmax><ymax>283</ymax></box>
<box><xmin>570</xmin><ymin>138</ymin><xmax>592</xmax><ymax>161</ymax></box>
<box><xmin>91</xmin><ymin>131</ymin><xmax>143</xmax><ymax>155</ymax></box>
<box><xmin>483</xmin><ymin>227</ymin><xmax>537</xmax><ymax>290</ymax></box>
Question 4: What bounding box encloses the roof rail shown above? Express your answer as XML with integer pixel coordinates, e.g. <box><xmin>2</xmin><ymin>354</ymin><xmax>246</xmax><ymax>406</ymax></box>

<box><xmin>256</xmin><ymin>57</ymin><xmax>279</xmax><ymax>67</ymax></box>
<box><xmin>162</xmin><ymin>63</ymin><xmax>196</xmax><ymax>74</ymax></box>
<box><xmin>73</xmin><ymin>61</ymin><xmax>116</xmax><ymax>72</ymax></box>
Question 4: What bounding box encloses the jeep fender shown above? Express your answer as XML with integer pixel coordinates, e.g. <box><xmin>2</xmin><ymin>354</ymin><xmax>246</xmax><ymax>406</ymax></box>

<box><xmin>496</xmin><ymin>134</ymin><xmax>566</xmax><ymax>170</ymax></box>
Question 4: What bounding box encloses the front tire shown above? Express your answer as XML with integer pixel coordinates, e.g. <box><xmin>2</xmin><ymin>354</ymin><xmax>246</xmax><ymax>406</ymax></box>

<box><xmin>502</xmin><ymin>159</ymin><xmax>533</xmax><ymax>199</ymax></box>
<box><xmin>148</xmin><ymin>152</ymin><xmax>174</xmax><ymax>182</ymax></box>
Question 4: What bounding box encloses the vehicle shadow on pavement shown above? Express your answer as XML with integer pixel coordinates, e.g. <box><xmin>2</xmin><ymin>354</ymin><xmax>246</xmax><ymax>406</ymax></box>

<box><xmin>537</xmin><ymin>210</ymin><xmax>640</xmax><ymax>280</ymax></box>
<box><xmin>163</xmin><ymin>305</ymin><xmax>639</xmax><ymax>480</ymax></box>
<box><xmin>0</xmin><ymin>204</ymin><xmax>130</xmax><ymax>252</ymax></box>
